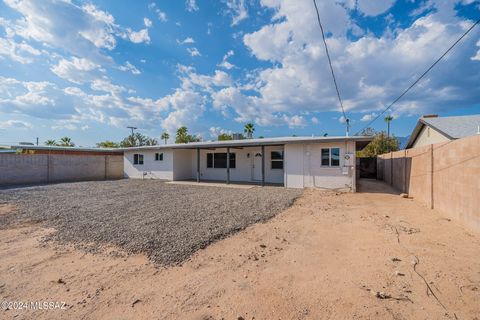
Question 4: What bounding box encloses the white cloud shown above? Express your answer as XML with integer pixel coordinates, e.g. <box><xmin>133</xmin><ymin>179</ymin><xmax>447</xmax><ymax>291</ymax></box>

<box><xmin>283</xmin><ymin>115</ymin><xmax>306</xmax><ymax>128</ymax></box>
<box><xmin>236</xmin><ymin>0</ymin><xmax>480</xmax><ymax>127</ymax></box>
<box><xmin>0</xmin><ymin>119</ymin><xmax>32</xmax><ymax>129</ymax></box>
<box><xmin>177</xmin><ymin>37</ymin><xmax>195</xmax><ymax>44</ymax></box>
<box><xmin>357</xmin><ymin>0</ymin><xmax>396</xmax><ymax>16</ymax></box>
<box><xmin>0</xmin><ymin>37</ymin><xmax>41</xmax><ymax>64</ymax></box>
<box><xmin>51</xmin><ymin>57</ymin><xmax>101</xmax><ymax>84</ymax></box>
<box><xmin>127</xmin><ymin>28</ymin><xmax>150</xmax><ymax>44</ymax></box>
<box><xmin>224</xmin><ymin>0</ymin><xmax>248</xmax><ymax>26</ymax></box>
<box><xmin>119</xmin><ymin>61</ymin><xmax>141</xmax><ymax>75</ymax></box>
<box><xmin>3</xmin><ymin>0</ymin><xmax>151</xmax><ymax>62</ymax></box>
<box><xmin>360</xmin><ymin>113</ymin><xmax>376</xmax><ymax>122</ymax></box>
<box><xmin>209</xmin><ymin>126</ymin><xmax>232</xmax><ymax>139</ymax></box>
<box><xmin>472</xmin><ymin>40</ymin><xmax>480</xmax><ymax>61</ymax></box>
<box><xmin>144</xmin><ymin>18</ymin><xmax>152</xmax><ymax>27</ymax></box>
<box><xmin>160</xmin><ymin>89</ymin><xmax>206</xmax><ymax>133</ymax></box>
<box><xmin>157</xmin><ymin>10</ymin><xmax>167</xmax><ymax>22</ymax></box>
<box><xmin>311</xmin><ymin>117</ymin><xmax>319</xmax><ymax>124</ymax></box>
<box><xmin>187</xmin><ymin>47</ymin><xmax>201</xmax><ymax>57</ymax></box>
<box><xmin>218</xmin><ymin>50</ymin><xmax>236</xmax><ymax>69</ymax></box>
<box><xmin>186</xmin><ymin>0</ymin><xmax>199</xmax><ymax>12</ymax></box>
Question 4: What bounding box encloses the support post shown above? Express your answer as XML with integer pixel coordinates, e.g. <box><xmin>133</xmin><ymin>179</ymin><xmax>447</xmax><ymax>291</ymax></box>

<box><xmin>261</xmin><ymin>145</ymin><xmax>265</xmax><ymax>187</ymax></box>
<box><xmin>430</xmin><ymin>144</ymin><xmax>434</xmax><ymax>209</ymax></box>
<box><xmin>226</xmin><ymin>147</ymin><xmax>230</xmax><ymax>184</ymax></box>
<box><xmin>196</xmin><ymin>148</ymin><xmax>200</xmax><ymax>183</ymax></box>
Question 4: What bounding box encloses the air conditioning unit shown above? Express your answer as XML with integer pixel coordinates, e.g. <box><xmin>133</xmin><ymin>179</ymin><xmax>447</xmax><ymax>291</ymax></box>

<box><xmin>344</xmin><ymin>153</ymin><xmax>354</xmax><ymax>167</ymax></box>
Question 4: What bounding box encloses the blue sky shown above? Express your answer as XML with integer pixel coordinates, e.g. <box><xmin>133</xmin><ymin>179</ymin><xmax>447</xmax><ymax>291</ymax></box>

<box><xmin>0</xmin><ymin>0</ymin><xmax>479</xmax><ymax>146</ymax></box>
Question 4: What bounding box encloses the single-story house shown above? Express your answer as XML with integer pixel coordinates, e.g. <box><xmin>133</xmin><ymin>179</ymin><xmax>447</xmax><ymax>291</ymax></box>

<box><xmin>406</xmin><ymin>114</ymin><xmax>480</xmax><ymax>149</ymax></box>
<box><xmin>122</xmin><ymin>136</ymin><xmax>372</xmax><ymax>191</ymax></box>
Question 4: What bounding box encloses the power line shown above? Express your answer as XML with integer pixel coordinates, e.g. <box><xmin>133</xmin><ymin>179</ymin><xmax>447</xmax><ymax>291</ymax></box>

<box><xmin>312</xmin><ymin>0</ymin><xmax>350</xmax><ymax>134</ymax></box>
<box><xmin>355</xmin><ymin>17</ymin><xmax>480</xmax><ymax>136</ymax></box>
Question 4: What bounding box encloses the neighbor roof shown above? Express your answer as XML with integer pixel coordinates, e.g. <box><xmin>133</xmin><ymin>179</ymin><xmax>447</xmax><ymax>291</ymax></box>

<box><xmin>406</xmin><ymin>114</ymin><xmax>480</xmax><ymax>148</ymax></box>
<box><xmin>121</xmin><ymin>135</ymin><xmax>373</xmax><ymax>151</ymax></box>
<box><xmin>10</xmin><ymin>145</ymin><xmax>123</xmax><ymax>153</ymax></box>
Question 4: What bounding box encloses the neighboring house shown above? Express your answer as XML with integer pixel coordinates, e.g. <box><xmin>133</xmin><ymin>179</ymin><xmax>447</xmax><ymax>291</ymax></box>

<box><xmin>406</xmin><ymin>114</ymin><xmax>480</xmax><ymax>149</ymax></box>
<box><xmin>10</xmin><ymin>145</ymin><xmax>123</xmax><ymax>156</ymax></box>
<box><xmin>122</xmin><ymin>136</ymin><xmax>372</xmax><ymax>191</ymax></box>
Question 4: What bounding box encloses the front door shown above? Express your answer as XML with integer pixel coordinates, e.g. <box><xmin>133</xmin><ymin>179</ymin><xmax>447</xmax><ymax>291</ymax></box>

<box><xmin>251</xmin><ymin>149</ymin><xmax>263</xmax><ymax>181</ymax></box>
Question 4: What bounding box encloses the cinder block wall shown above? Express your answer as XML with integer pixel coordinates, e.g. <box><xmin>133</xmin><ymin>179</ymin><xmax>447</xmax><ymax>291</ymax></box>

<box><xmin>0</xmin><ymin>154</ymin><xmax>124</xmax><ymax>186</ymax></box>
<box><xmin>377</xmin><ymin>135</ymin><xmax>480</xmax><ymax>232</ymax></box>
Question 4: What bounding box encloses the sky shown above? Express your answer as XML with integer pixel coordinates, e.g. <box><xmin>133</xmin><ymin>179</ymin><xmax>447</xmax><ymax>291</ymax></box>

<box><xmin>0</xmin><ymin>0</ymin><xmax>479</xmax><ymax>147</ymax></box>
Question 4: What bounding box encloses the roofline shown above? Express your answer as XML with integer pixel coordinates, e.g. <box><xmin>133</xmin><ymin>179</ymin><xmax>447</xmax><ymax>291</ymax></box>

<box><xmin>405</xmin><ymin>118</ymin><xmax>454</xmax><ymax>149</ymax></box>
<box><xmin>120</xmin><ymin>135</ymin><xmax>373</xmax><ymax>151</ymax></box>
<box><xmin>11</xmin><ymin>145</ymin><xmax>123</xmax><ymax>153</ymax></box>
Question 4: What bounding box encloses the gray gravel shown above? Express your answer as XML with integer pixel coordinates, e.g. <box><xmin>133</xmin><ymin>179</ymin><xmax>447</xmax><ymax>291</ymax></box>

<box><xmin>0</xmin><ymin>180</ymin><xmax>302</xmax><ymax>266</ymax></box>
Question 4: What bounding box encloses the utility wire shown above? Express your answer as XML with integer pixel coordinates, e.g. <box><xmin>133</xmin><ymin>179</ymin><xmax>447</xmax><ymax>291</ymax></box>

<box><xmin>355</xmin><ymin>17</ymin><xmax>480</xmax><ymax>136</ymax></box>
<box><xmin>312</xmin><ymin>0</ymin><xmax>350</xmax><ymax>133</ymax></box>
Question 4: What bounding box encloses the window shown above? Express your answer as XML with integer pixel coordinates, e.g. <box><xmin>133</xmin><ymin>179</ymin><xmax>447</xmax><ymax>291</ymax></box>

<box><xmin>321</xmin><ymin>148</ymin><xmax>340</xmax><ymax>167</ymax></box>
<box><xmin>133</xmin><ymin>154</ymin><xmax>144</xmax><ymax>165</ymax></box>
<box><xmin>155</xmin><ymin>153</ymin><xmax>163</xmax><ymax>161</ymax></box>
<box><xmin>321</xmin><ymin>148</ymin><xmax>330</xmax><ymax>166</ymax></box>
<box><xmin>271</xmin><ymin>151</ymin><xmax>284</xmax><ymax>170</ymax></box>
<box><xmin>206</xmin><ymin>152</ymin><xmax>236</xmax><ymax>168</ymax></box>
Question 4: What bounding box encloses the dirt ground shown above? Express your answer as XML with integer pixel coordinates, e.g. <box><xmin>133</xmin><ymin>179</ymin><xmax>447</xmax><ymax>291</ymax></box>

<box><xmin>1</xmin><ymin>180</ymin><xmax>479</xmax><ymax>320</ymax></box>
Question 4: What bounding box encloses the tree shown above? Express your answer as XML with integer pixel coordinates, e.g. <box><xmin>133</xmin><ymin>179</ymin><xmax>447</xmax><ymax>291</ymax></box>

<box><xmin>160</xmin><ymin>132</ymin><xmax>170</xmax><ymax>144</ymax></box>
<box><xmin>175</xmin><ymin>126</ymin><xmax>200</xmax><ymax>143</ymax></box>
<box><xmin>96</xmin><ymin>141</ymin><xmax>119</xmax><ymax>148</ymax></box>
<box><xmin>119</xmin><ymin>133</ymin><xmax>157</xmax><ymax>147</ymax></box>
<box><xmin>146</xmin><ymin>137</ymin><xmax>158</xmax><ymax>146</ymax></box>
<box><xmin>218</xmin><ymin>133</ymin><xmax>233</xmax><ymax>141</ymax></box>
<box><xmin>45</xmin><ymin>140</ymin><xmax>56</xmax><ymax>146</ymax></box>
<box><xmin>384</xmin><ymin>115</ymin><xmax>394</xmax><ymax>137</ymax></box>
<box><xmin>120</xmin><ymin>134</ymin><xmax>137</xmax><ymax>147</ymax></box>
<box><xmin>357</xmin><ymin>131</ymin><xmax>400</xmax><ymax>157</ymax></box>
<box><xmin>244</xmin><ymin>123</ymin><xmax>255</xmax><ymax>139</ymax></box>
<box><xmin>58</xmin><ymin>137</ymin><xmax>75</xmax><ymax>147</ymax></box>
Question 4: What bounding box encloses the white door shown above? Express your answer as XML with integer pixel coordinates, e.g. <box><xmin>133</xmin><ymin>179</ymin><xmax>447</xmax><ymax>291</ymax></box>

<box><xmin>251</xmin><ymin>149</ymin><xmax>263</xmax><ymax>181</ymax></box>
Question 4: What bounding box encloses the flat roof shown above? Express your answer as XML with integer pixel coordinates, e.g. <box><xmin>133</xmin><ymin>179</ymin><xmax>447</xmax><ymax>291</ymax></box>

<box><xmin>11</xmin><ymin>145</ymin><xmax>123</xmax><ymax>153</ymax></box>
<box><xmin>121</xmin><ymin>135</ymin><xmax>373</xmax><ymax>151</ymax></box>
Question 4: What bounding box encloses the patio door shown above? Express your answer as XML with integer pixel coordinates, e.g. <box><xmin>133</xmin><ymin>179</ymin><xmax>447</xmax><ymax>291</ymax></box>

<box><xmin>251</xmin><ymin>149</ymin><xmax>263</xmax><ymax>181</ymax></box>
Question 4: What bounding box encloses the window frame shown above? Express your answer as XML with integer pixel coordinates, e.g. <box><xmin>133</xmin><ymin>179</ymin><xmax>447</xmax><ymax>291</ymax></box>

<box><xmin>154</xmin><ymin>152</ymin><xmax>163</xmax><ymax>161</ymax></box>
<box><xmin>270</xmin><ymin>151</ymin><xmax>284</xmax><ymax>170</ymax></box>
<box><xmin>133</xmin><ymin>153</ymin><xmax>144</xmax><ymax>165</ymax></box>
<box><xmin>320</xmin><ymin>148</ymin><xmax>340</xmax><ymax>167</ymax></box>
<box><xmin>206</xmin><ymin>152</ymin><xmax>236</xmax><ymax>169</ymax></box>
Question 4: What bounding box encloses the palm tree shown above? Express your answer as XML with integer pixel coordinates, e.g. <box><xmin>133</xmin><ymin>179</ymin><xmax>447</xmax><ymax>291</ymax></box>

<box><xmin>45</xmin><ymin>139</ymin><xmax>56</xmax><ymax>146</ymax></box>
<box><xmin>384</xmin><ymin>116</ymin><xmax>393</xmax><ymax>138</ymax></box>
<box><xmin>96</xmin><ymin>141</ymin><xmax>119</xmax><ymax>148</ymax></box>
<box><xmin>146</xmin><ymin>138</ymin><xmax>158</xmax><ymax>146</ymax></box>
<box><xmin>176</xmin><ymin>126</ymin><xmax>188</xmax><ymax>143</ymax></box>
<box><xmin>161</xmin><ymin>132</ymin><xmax>170</xmax><ymax>144</ymax></box>
<box><xmin>58</xmin><ymin>137</ymin><xmax>74</xmax><ymax>147</ymax></box>
<box><xmin>120</xmin><ymin>134</ymin><xmax>137</xmax><ymax>147</ymax></box>
<box><xmin>244</xmin><ymin>123</ymin><xmax>255</xmax><ymax>139</ymax></box>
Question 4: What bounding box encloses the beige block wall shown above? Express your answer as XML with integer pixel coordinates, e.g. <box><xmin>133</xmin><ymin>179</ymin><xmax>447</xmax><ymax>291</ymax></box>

<box><xmin>0</xmin><ymin>154</ymin><xmax>124</xmax><ymax>186</ymax></box>
<box><xmin>378</xmin><ymin>135</ymin><xmax>480</xmax><ymax>232</ymax></box>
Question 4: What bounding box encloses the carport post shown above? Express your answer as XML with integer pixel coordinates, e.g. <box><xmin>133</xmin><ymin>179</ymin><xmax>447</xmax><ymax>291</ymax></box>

<box><xmin>261</xmin><ymin>145</ymin><xmax>265</xmax><ymax>187</ymax></box>
<box><xmin>196</xmin><ymin>148</ymin><xmax>200</xmax><ymax>183</ymax></box>
<box><xmin>226</xmin><ymin>147</ymin><xmax>230</xmax><ymax>184</ymax></box>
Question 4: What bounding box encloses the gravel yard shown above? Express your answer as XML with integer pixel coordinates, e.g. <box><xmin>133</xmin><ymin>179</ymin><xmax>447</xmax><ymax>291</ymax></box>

<box><xmin>0</xmin><ymin>180</ymin><xmax>302</xmax><ymax>265</ymax></box>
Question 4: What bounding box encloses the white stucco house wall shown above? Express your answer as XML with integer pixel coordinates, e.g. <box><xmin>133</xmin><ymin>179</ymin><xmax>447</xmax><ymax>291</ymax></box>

<box><xmin>122</xmin><ymin>136</ymin><xmax>372</xmax><ymax>191</ymax></box>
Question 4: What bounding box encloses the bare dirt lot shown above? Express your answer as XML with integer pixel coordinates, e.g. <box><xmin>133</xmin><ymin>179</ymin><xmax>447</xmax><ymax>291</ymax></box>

<box><xmin>1</xmin><ymin>180</ymin><xmax>479</xmax><ymax>319</ymax></box>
